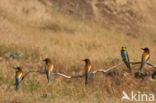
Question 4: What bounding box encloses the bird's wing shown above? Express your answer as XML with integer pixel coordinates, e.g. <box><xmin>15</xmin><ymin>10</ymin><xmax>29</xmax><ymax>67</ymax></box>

<box><xmin>142</xmin><ymin>53</ymin><xmax>150</xmax><ymax>62</ymax></box>
<box><xmin>127</xmin><ymin>52</ymin><xmax>130</xmax><ymax>62</ymax></box>
<box><xmin>16</xmin><ymin>71</ymin><xmax>23</xmax><ymax>79</ymax></box>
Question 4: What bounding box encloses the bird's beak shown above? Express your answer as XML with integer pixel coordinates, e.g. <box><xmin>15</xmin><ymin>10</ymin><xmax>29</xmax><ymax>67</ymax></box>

<box><xmin>13</xmin><ymin>67</ymin><xmax>19</xmax><ymax>71</ymax></box>
<box><xmin>141</xmin><ymin>48</ymin><xmax>144</xmax><ymax>50</ymax></box>
<box><xmin>82</xmin><ymin>60</ymin><xmax>85</xmax><ymax>62</ymax></box>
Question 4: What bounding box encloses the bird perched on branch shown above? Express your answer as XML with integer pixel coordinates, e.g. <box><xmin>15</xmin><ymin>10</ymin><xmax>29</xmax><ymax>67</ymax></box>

<box><xmin>43</xmin><ymin>58</ymin><xmax>54</xmax><ymax>83</ymax></box>
<box><xmin>14</xmin><ymin>67</ymin><xmax>24</xmax><ymax>91</ymax></box>
<box><xmin>82</xmin><ymin>59</ymin><xmax>92</xmax><ymax>85</ymax></box>
<box><xmin>139</xmin><ymin>48</ymin><xmax>150</xmax><ymax>73</ymax></box>
<box><xmin>121</xmin><ymin>46</ymin><xmax>131</xmax><ymax>72</ymax></box>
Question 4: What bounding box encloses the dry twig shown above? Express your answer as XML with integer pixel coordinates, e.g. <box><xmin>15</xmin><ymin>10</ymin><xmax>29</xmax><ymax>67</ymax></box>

<box><xmin>91</xmin><ymin>62</ymin><xmax>123</xmax><ymax>74</ymax></box>
<box><xmin>52</xmin><ymin>62</ymin><xmax>123</xmax><ymax>78</ymax></box>
<box><xmin>130</xmin><ymin>62</ymin><xmax>156</xmax><ymax>69</ymax></box>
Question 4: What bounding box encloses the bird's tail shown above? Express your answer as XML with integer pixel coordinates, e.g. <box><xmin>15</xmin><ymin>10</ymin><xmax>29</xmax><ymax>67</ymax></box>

<box><xmin>85</xmin><ymin>72</ymin><xmax>90</xmax><ymax>85</ymax></box>
<box><xmin>139</xmin><ymin>61</ymin><xmax>147</xmax><ymax>73</ymax></box>
<box><xmin>125</xmin><ymin>61</ymin><xmax>132</xmax><ymax>72</ymax></box>
<box><xmin>47</xmin><ymin>72</ymin><xmax>52</xmax><ymax>83</ymax></box>
<box><xmin>16</xmin><ymin>78</ymin><xmax>20</xmax><ymax>91</ymax></box>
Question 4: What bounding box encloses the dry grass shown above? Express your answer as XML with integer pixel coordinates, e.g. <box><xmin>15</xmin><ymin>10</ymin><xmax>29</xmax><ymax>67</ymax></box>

<box><xmin>0</xmin><ymin>0</ymin><xmax>156</xmax><ymax>103</ymax></box>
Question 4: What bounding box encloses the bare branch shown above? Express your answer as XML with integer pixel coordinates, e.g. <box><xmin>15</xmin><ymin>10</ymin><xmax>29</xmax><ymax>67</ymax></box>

<box><xmin>129</xmin><ymin>62</ymin><xmax>156</xmax><ymax>69</ymax></box>
<box><xmin>20</xmin><ymin>61</ymin><xmax>156</xmax><ymax>80</ymax></box>
<box><xmin>53</xmin><ymin>62</ymin><xmax>123</xmax><ymax>78</ymax></box>
<box><xmin>129</xmin><ymin>62</ymin><xmax>141</xmax><ymax>64</ymax></box>
<box><xmin>22</xmin><ymin>71</ymin><xmax>46</xmax><ymax>80</ymax></box>
<box><xmin>91</xmin><ymin>62</ymin><xmax>123</xmax><ymax>74</ymax></box>
<box><xmin>53</xmin><ymin>73</ymin><xmax>85</xmax><ymax>79</ymax></box>
<box><xmin>71</xmin><ymin>74</ymin><xmax>85</xmax><ymax>78</ymax></box>
<box><xmin>147</xmin><ymin>63</ymin><xmax>156</xmax><ymax>69</ymax></box>
<box><xmin>53</xmin><ymin>73</ymin><xmax>72</xmax><ymax>78</ymax></box>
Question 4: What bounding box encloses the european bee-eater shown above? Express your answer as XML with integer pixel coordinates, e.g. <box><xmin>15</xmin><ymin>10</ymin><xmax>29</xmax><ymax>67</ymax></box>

<box><xmin>121</xmin><ymin>46</ymin><xmax>131</xmax><ymax>72</ymax></box>
<box><xmin>139</xmin><ymin>48</ymin><xmax>150</xmax><ymax>73</ymax></box>
<box><xmin>15</xmin><ymin>67</ymin><xmax>23</xmax><ymax>91</ymax></box>
<box><xmin>43</xmin><ymin>58</ymin><xmax>54</xmax><ymax>83</ymax></box>
<box><xmin>83</xmin><ymin>59</ymin><xmax>91</xmax><ymax>85</ymax></box>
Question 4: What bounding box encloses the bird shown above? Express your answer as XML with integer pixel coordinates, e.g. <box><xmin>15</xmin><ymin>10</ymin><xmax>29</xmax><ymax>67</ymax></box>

<box><xmin>82</xmin><ymin>59</ymin><xmax>92</xmax><ymax>85</ymax></box>
<box><xmin>139</xmin><ymin>48</ymin><xmax>150</xmax><ymax>73</ymax></box>
<box><xmin>121</xmin><ymin>46</ymin><xmax>132</xmax><ymax>72</ymax></box>
<box><xmin>14</xmin><ymin>67</ymin><xmax>24</xmax><ymax>91</ymax></box>
<box><xmin>43</xmin><ymin>58</ymin><xmax>54</xmax><ymax>83</ymax></box>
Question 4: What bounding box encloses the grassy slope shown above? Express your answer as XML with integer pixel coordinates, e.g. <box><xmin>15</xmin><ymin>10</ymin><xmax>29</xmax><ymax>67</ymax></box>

<box><xmin>0</xmin><ymin>0</ymin><xmax>156</xmax><ymax>103</ymax></box>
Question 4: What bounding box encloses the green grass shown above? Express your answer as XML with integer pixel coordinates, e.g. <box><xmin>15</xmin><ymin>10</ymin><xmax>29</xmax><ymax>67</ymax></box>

<box><xmin>41</xmin><ymin>22</ymin><xmax>75</xmax><ymax>33</ymax></box>
<box><xmin>40</xmin><ymin>93</ymin><xmax>48</xmax><ymax>98</ymax></box>
<box><xmin>24</xmin><ymin>80</ymin><xmax>41</xmax><ymax>91</ymax></box>
<box><xmin>0</xmin><ymin>45</ymin><xmax>40</xmax><ymax>60</ymax></box>
<box><xmin>0</xmin><ymin>76</ymin><xmax>5</xmax><ymax>84</ymax></box>
<box><xmin>0</xmin><ymin>0</ymin><xmax>156</xmax><ymax>103</ymax></box>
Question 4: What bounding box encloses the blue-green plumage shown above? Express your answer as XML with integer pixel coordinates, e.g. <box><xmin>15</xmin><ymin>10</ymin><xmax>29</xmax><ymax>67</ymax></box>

<box><xmin>16</xmin><ymin>78</ymin><xmax>21</xmax><ymax>91</ymax></box>
<box><xmin>140</xmin><ymin>61</ymin><xmax>147</xmax><ymax>73</ymax></box>
<box><xmin>46</xmin><ymin>71</ymin><xmax>52</xmax><ymax>83</ymax></box>
<box><xmin>121</xmin><ymin>50</ymin><xmax>128</xmax><ymax>62</ymax></box>
<box><xmin>121</xmin><ymin>49</ymin><xmax>131</xmax><ymax>72</ymax></box>
<box><xmin>85</xmin><ymin>72</ymin><xmax>91</xmax><ymax>85</ymax></box>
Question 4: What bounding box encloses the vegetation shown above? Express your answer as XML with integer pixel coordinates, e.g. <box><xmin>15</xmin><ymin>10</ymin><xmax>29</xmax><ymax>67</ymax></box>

<box><xmin>0</xmin><ymin>0</ymin><xmax>156</xmax><ymax>103</ymax></box>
